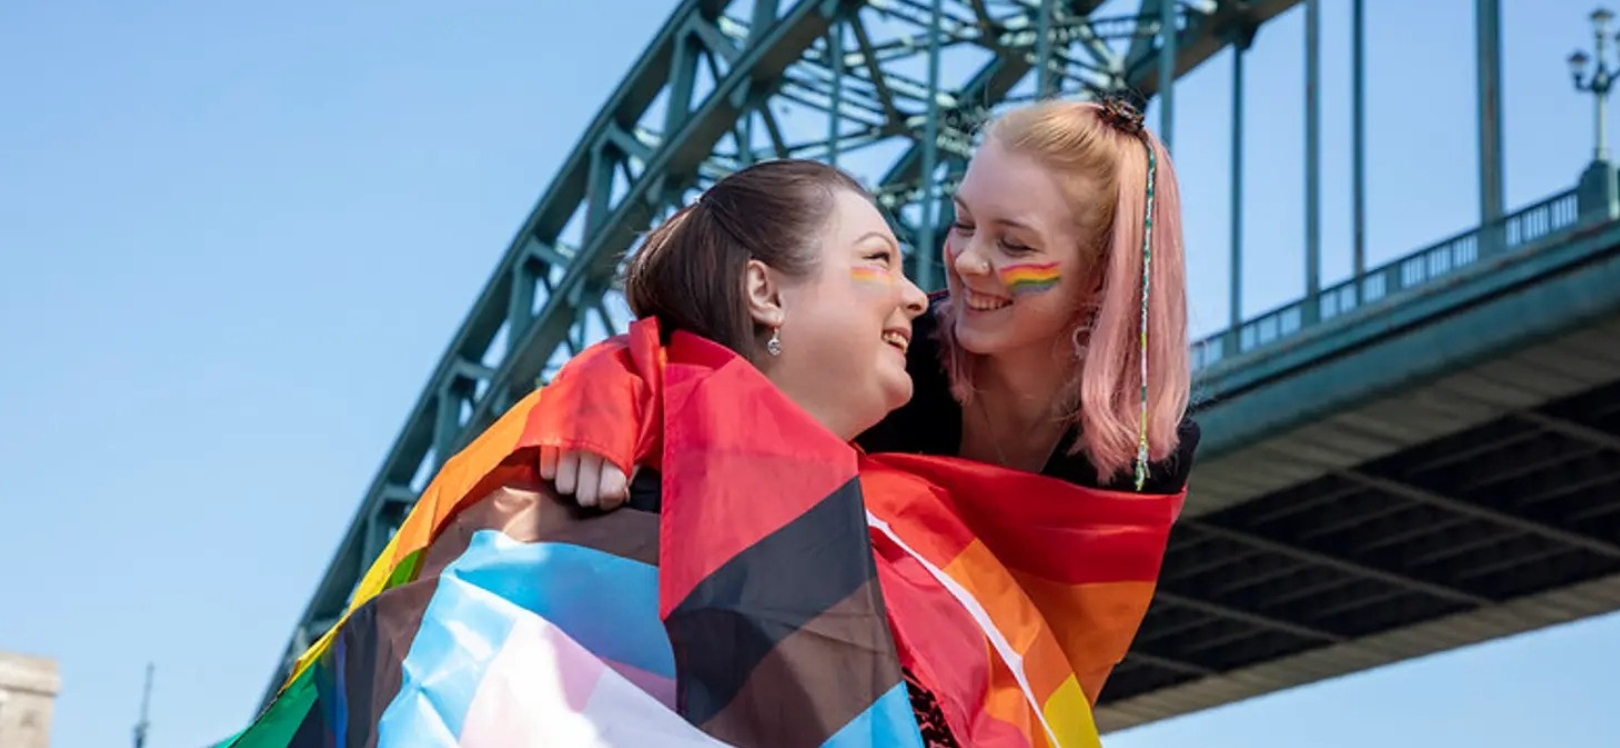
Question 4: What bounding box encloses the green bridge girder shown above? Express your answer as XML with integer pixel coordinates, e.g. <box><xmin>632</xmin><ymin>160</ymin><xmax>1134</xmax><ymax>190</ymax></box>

<box><xmin>258</xmin><ymin>0</ymin><xmax>1312</xmax><ymax>714</ymax></box>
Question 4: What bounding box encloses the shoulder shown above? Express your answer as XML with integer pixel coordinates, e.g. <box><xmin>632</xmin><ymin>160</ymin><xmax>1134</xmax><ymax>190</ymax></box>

<box><xmin>1046</xmin><ymin>415</ymin><xmax>1201</xmax><ymax>494</ymax></box>
<box><xmin>1159</xmin><ymin>416</ymin><xmax>1201</xmax><ymax>491</ymax></box>
<box><xmin>906</xmin><ymin>294</ymin><xmax>952</xmax><ymax>385</ymax></box>
<box><xmin>1135</xmin><ymin>415</ymin><xmax>1201</xmax><ymax>493</ymax></box>
<box><xmin>853</xmin><ymin>298</ymin><xmax>961</xmax><ymax>456</ymax></box>
<box><xmin>1172</xmin><ymin>417</ymin><xmax>1201</xmax><ymax>466</ymax></box>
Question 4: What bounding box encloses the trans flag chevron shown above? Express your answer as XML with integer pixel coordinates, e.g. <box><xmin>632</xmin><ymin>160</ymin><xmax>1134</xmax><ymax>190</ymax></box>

<box><xmin>226</xmin><ymin>317</ymin><xmax>1183</xmax><ymax>748</ymax></box>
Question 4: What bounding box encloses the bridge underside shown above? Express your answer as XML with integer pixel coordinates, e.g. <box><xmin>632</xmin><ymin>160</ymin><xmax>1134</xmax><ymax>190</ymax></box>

<box><xmin>1095</xmin><ymin>226</ymin><xmax>1620</xmax><ymax>730</ymax></box>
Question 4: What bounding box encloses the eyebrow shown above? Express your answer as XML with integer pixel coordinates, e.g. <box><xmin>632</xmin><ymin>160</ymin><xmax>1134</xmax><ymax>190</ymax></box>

<box><xmin>855</xmin><ymin>230</ymin><xmax>900</xmax><ymax>254</ymax></box>
<box><xmin>952</xmin><ymin>197</ymin><xmax>1038</xmax><ymax>232</ymax></box>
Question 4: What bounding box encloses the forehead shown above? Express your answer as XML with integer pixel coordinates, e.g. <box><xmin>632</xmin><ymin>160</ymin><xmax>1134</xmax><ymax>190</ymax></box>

<box><xmin>823</xmin><ymin>188</ymin><xmax>893</xmax><ymax>240</ymax></box>
<box><xmin>955</xmin><ymin>140</ymin><xmax>1076</xmax><ymax>229</ymax></box>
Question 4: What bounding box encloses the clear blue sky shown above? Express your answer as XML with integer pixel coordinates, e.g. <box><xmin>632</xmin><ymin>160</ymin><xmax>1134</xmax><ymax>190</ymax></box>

<box><xmin>1</xmin><ymin>1</ymin><xmax>1616</xmax><ymax>746</ymax></box>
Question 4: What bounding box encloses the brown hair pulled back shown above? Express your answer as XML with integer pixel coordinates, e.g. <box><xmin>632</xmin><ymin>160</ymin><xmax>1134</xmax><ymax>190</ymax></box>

<box><xmin>623</xmin><ymin>158</ymin><xmax>867</xmax><ymax>359</ymax></box>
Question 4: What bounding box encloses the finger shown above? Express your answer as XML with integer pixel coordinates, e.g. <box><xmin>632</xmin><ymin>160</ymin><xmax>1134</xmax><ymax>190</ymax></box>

<box><xmin>555</xmin><ymin>450</ymin><xmax>580</xmax><ymax>496</ymax></box>
<box><xmin>575</xmin><ymin>452</ymin><xmax>604</xmax><ymax>507</ymax></box>
<box><xmin>539</xmin><ymin>446</ymin><xmax>559</xmax><ymax>480</ymax></box>
<box><xmin>597</xmin><ymin>463</ymin><xmax>629</xmax><ymax>511</ymax></box>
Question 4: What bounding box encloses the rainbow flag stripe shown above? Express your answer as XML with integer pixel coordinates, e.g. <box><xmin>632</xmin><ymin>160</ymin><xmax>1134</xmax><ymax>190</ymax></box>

<box><xmin>862</xmin><ymin>454</ymin><xmax>1179</xmax><ymax>746</ymax></box>
<box><xmin>849</xmin><ymin>266</ymin><xmax>895</xmax><ymax>285</ymax></box>
<box><xmin>225</xmin><ymin>318</ymin><xmax>1182</xmax><ymax>748</ymax></box>
<box><xmin>1000</xmin><ymin>262</ymin><xmax>1062</xmax><ymax>296</ymax></box>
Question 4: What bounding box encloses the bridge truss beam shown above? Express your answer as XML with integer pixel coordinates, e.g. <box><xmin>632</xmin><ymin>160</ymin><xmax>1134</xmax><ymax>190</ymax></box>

<box><xmin>256</xmin><ymin>0</ymin><xmax>1303</xmax><ymax>711</ymax></box>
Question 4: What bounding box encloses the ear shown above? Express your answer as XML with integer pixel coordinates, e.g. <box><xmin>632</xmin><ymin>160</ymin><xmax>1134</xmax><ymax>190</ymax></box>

<box><xmin>743</xmin><ymin>258</ymin><xmax>787</xmax><ymax>329</ymax></box>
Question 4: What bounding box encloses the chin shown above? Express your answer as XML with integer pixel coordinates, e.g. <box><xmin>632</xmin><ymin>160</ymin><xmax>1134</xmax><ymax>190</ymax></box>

<box><xmin>883</xmin><ymin>377</ymin><xmax>915</xmax><ymax>410</ymax></box>
<box><xmin>950</xmin><ymin>316</ymin><xmax>1006</xmax><ymax>356</ymax></box>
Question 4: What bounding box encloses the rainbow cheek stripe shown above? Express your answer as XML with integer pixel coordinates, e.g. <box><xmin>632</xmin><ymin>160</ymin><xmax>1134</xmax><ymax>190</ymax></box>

<box><xmin>999</xmin><ymin>262</ymin><xmax>1061</xmax><ymax>296</ymax></box>
<box><xmin>849</xmin><ymin>266</ymin><xmax>895</xmax><ymax>287</ymax></box>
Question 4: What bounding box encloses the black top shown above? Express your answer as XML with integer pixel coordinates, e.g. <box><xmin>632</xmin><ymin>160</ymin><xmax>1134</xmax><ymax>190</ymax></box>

<box><xmin>855</xmin><ymin>299</ymin><xmax>1200</xmax><ymax>494</ymax></box>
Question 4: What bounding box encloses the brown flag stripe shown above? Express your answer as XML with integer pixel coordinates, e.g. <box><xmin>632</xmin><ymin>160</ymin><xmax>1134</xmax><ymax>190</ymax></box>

<box><xmin>664</xmin><ymin>476</ymin><xmax>905</xmax><ymax>747</ymax></box>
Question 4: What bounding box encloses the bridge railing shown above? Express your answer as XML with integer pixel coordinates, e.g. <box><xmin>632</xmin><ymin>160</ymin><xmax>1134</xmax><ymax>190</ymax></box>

<box><xmin>1191</xmin><ymin>187</ymin><xmax>1583</xmax><ymax>372</ymax></box>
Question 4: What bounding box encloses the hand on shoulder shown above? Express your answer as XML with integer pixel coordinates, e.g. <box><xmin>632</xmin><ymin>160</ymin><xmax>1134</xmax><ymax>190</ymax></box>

<box><xmin>539</xmin><ymin>446</ymin><xmax>632</xmax><ymax>510</ymax></box>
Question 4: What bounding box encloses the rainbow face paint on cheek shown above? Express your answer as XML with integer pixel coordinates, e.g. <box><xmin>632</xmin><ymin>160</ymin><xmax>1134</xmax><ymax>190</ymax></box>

<box><xmin>849</xmin><ymin>266</ymin><xmax>895</xmax><ymax>289</ymax></box>
<box><xmin>998</xmin><ymin>261</ymin><xmax>1061</xmax><ymax>296</ymax></box>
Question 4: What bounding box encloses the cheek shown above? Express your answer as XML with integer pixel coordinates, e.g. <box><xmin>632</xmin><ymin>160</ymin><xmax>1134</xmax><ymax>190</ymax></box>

<box><xmin>849</xmin><ymin>269</ymin><xmax>899</xmax><ymax>299</ymax></box>
<box><xmin>1008</xmin><ymin>290</ymin><xmax>1081</xmax><ymax>344</ymax></box>
<box><xmin>847</xmin><ymin>272</ymin><xmax>916</xmax><ymax>324</ymax></box>
<box><xmin>790</xmin><ymin>290</ymin><xmax>876</xmax><ymax>352</ymax></box>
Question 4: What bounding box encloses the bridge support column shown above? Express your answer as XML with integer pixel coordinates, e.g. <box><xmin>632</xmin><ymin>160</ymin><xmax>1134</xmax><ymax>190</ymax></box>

<box><xmin>1577</xmin><ymin>159</ymin><xmax>1619</xmax><ymax>224</ymax></box>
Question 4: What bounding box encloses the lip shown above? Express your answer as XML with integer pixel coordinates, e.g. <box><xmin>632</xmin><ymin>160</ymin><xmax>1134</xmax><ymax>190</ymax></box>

<box><xmin>881</xmin><ymin>326</ymin><xmax>911</xmax><ymax>355</ymax></box>
<box><xmin>960</xmin><ymin>287</ymin><xmax>1012</xmax><ymax>312</ymax></box>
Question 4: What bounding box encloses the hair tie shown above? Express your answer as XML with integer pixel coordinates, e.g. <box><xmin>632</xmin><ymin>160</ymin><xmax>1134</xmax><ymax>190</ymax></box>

<box><xmin>1099</xmin><ymin>96</ymin><xmax>1146</xmax><ymax>136</ymax></box>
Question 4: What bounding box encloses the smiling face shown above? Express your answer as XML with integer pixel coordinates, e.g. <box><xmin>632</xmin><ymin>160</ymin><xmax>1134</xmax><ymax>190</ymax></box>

<box><xmin>925</xmin><ymin>100</ymin><xmax>1192</xmax><ymax>482</ymax></box>
<box><xmin>944</xmin><ymin>138</ymin><xmax>1109</xmax><ymax>359</ymax></box>
<box><xmin>757</xmin><ymin>188</ymin><xmax>929</xmax><ymax>440</ymax></box>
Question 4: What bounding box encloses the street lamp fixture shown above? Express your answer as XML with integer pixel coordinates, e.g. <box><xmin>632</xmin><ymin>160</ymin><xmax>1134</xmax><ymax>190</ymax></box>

<box><xmin>1571</xmin><ymin>7</ymin><xmax>1620</xmax><ymax>160</ymax></box>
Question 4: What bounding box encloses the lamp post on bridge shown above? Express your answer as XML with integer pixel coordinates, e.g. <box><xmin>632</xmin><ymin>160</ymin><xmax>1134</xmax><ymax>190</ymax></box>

<box><xmin>1570</xmin><ymin>8</ymin><xmax>1617</xmax><ymax>160</ymax></box>
<box><xmin>1570</xmin><ymin>8</ymin><xmax>1620</xmax><ymax>223</ymax></box>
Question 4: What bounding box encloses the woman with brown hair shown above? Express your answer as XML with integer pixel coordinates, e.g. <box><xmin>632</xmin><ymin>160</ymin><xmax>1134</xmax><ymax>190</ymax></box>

<box><xmin>228</xmin><ymin>158</ymin><xmax>942</xmax><ymax>748</ymax></box>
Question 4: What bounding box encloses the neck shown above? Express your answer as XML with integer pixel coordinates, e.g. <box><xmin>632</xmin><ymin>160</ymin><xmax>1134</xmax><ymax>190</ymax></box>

<box><xmin>762</xmin><ymin>366</ymin><xmax>863</xmax><ymax>444</ymax></box>
<box><xmin>957</xmin><ymin>341</ymin><xmax>1075</xmax><ymax>472</ymax></box>
<box><xmin>814</xmin><ymin>409</ymin><xmax>861</xmax><ymax>444</ymax></box>
<box><xmin>975</xmin><ymin>341</ymin><xmax>1072</xmax><ymax>428</ymax></box>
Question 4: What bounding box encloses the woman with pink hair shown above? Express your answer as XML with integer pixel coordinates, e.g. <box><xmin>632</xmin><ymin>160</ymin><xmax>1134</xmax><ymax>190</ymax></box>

<box><xmin>847</xmin><ymin>96</ymin><xmax>1199</xmax><ymax>747</ymax></box>
<box><xmin>855</xmin><ymin>96</ymin><xmax>1198</xmax><ymax>495</ymax></box>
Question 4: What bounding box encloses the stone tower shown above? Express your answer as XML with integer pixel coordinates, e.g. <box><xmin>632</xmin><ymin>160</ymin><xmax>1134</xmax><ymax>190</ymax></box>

<box><xmin>0</xmin><ymin>651</ymin><xmax>59</xmax><ymax>748</ymax></box>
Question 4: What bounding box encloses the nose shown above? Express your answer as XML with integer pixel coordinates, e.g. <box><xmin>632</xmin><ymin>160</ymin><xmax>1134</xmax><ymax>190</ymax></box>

<box><xmin>896</xmin><ymin>275</ymin><xmax>928</xmax><ymax>319</ymax></box>
<box><xmin>951</xmin><ymin>237</ymin><xmax>989</xmax><ymax>278</ymax></box>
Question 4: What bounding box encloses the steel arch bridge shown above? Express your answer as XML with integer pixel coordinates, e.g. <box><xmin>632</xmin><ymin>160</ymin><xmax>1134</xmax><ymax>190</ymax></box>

<box><xmin>255</xmin><ymin>0</ymin><xmax>1620</xmax><ymax>733</ymax></box>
